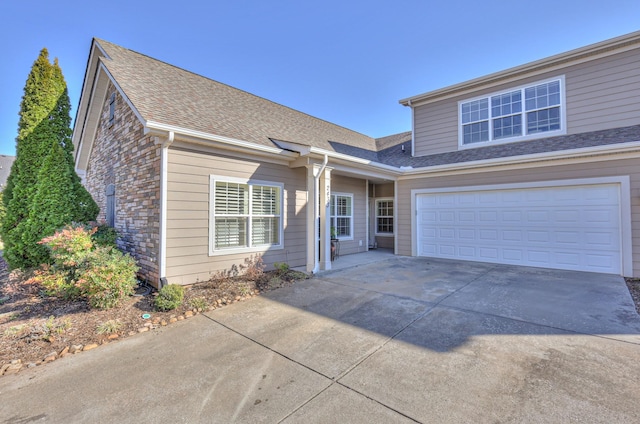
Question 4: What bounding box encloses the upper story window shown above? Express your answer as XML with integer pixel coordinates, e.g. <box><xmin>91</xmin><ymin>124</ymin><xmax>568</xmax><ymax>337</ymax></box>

<box><xmin>459</xmin><ymin>77</ymin><xmax>565</xmax><ymax>147</ymax></box>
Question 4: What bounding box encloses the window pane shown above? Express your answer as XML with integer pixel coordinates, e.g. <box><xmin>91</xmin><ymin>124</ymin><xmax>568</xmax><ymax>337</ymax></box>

<box><xmin>491</xmin><ymin>90</ymin><xmax>521</xmax><ymax>118</ymax></box>
<box><xmin>215</xmin><ymin>182</ymin><xmax>248</xmax><ymax>215</ymax></box>
<box><xmin>336</xmin><ymin>217</ymin><xmax>351</xmax><ymax>237</ymax></box>
<box><xmin>252</xmin><ymin>185</ymin><xmax>279</xmax><ymax>215</ymax></box>
<box><xmin>527</xmin><ymin>106</ymin><xmax>561</xmax><ymax>134</ymax></box>
<box><xmin>525</xmin><ymin>81</ymin><xmax>560</xmax><ymax>111</ymax></box>
<box><xmin>461</xmin><ymin>99</ymin><xmax>488</xmax><ymax>124</ymax></box>
<box><xmin>463</xmin><ymin>121</ymin><xmax>489</xmax><ymax>144</ymax></box>
<box><xmin>493</xmin><ymin>115</ymin><xmax>522</xmax><ymax>140</ymax></box>
<box><xmin>252</xmin><ymin>217</ymin><xmax>279</xmax><ymax>246</ymax></box>
<box><xmin>215</xmin><ymin>217</ymin><xmax>247</xmax><ymax>249</ymax></box>
<box><xmin>377</xmin><ymin>217</ymin><xmax>393</xmax><ymax>233</ymax></box>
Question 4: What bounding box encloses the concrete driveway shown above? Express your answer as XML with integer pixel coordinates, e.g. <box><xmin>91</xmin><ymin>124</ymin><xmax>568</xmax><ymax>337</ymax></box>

<box><xmin>2</xmin><ymin>257</ymin><xmax>640</xmax><ymax>423</ymax></box>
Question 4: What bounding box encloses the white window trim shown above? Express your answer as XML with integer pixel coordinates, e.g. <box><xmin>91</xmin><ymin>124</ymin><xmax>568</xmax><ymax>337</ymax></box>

<box><xmin>209</xmin><ymin>175</ymin><xmax>284</xmax><ymax>256</ymax></box>
<box><xmin>458</xmin><ymin>75</ymin><xmax>566</xmax><ymax>149</ymax></box>
<box><xmin>375</xmin><ymin>197</ymin><xmax>394</xmax><ymax>236</ymax></box>
<box><xmin>330</xmin><ymin>192</ymin><xmax>354</xmax><ymax>241</ymax></box>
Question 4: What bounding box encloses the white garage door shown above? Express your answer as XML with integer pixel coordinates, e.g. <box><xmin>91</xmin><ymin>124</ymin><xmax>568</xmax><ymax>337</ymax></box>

<box><xmin>416</xmin><ymin>183</ymin><xmax>622</xmax><ymax>274</ymax></box>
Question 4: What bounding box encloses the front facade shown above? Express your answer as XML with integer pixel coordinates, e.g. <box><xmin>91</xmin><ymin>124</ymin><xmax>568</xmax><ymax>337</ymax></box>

<box><xmin>73</xmin><ymin>31</ymin><xmax>640</xmax><ymax>287</ymax></box>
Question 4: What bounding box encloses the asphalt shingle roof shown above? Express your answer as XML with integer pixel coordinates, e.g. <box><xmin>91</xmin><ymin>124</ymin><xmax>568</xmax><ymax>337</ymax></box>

<box><xmin>387</xmin><ymin>125</ymin><xmax>640</xmax><ymax>168</ymax></box>
<box><xmin>95</xmin><ymin>39</ymin><xmax>639</xmax><ymax>170</ymax></box>
<box><xmin>96</xmin><ymin>39</ymin><xmax>378</xmax><ymax>154</ymax></box>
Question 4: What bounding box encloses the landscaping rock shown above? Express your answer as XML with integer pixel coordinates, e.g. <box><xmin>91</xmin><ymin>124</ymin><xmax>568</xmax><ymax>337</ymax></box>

<box><xmin>59</xmin><ymin>346</ymin><xmax>70</xmax><ymax>356</ymax></box>
<box><xmin>43</xmin><ymin>352</ymin><xmax>57</xmax><ymax>362</ymax></box>
<box><xmin>3</xmin><ymin>362</ymin><xmax>22</xmax><ymax>375</ymax></box>
<box><xmin>27</xmin><ymin>363</ymin><xmax>37</xmax><ymax>368</ymax></box>
<box><xmin>0</xmin><ymin>364</ymin><xmax>10</xmax><ymax>376</ymax></box>
<box><xmin>184</xmin><ymin>311</ymin><xmax>193</xmax><ymax>318</ymax></box>
<box><xmin>108</xmin><ymin>334</ymin><xmax>119</xmax><ymax>340</ymax></box>
<box><xmin>83</xmin><ymin>343</ymin><xmax>99</xmax><ymax>351</ymax></box>
<box><xmin>138</xmin><ymin>327</ymin><xmax>149</xmax><ymax>333</ymax></box>
<box><xmin>70</xmin><ymin>345</ymin><xmax>83</xmax><ymax>354</ymax></box>
<box><xmin>169</xmin><ymin>317</ymin><xmax>177</xmax><ymax>323</ymax></box>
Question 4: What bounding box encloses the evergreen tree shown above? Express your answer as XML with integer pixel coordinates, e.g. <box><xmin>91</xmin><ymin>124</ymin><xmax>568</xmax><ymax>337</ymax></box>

<box><xmin>2</xmin><ymin>48</ymin><xmax>98</xmax><ymax>269</ymax></box>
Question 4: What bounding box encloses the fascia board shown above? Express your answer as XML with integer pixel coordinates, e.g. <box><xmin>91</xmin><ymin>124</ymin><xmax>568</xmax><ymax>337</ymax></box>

<box><xmin>144</xmin><ymin>121</ymin><xmax>297</xmax><ymax>159</ymax></box>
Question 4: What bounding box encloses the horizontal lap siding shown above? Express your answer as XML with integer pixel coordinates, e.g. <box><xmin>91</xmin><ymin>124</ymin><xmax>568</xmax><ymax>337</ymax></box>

<box><xmin>413</xmin><ymin>49</ymin><xmax>640</xmax><ymax>157</ymax></box>
<box><xmin>397</xmin><ymin>157</ymin><xmax>640</xmax><ymax>276</ymax></box>
<box><xmin>332</xmin><ymin>175</ymin><xmax>367</xmax><ymax>256</ymax></box>
<box><xmin>165</xmin><ymin>148</ymin><xmax>307</xmax><ymax>285</ymax></box>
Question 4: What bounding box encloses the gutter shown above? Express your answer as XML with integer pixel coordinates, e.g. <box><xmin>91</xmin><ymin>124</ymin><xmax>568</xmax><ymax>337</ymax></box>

<box><xmin>157</xmin><ymin>131</ymin><xmax>174</xmax><ymax>288</ymax></box>
<box><xmin>144</xmin><ymin>121</ymin><xmax>296</xmax><ymax>158</ymax></box>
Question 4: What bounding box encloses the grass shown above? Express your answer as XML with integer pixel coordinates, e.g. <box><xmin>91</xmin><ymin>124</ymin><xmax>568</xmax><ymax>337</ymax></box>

<box><xmin>96</xmin><ymin>319</ymin><xmax>122</xmax><ymax>335</ymax></box>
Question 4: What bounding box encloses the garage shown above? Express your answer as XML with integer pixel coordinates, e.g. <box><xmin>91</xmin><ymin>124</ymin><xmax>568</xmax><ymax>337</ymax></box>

<box><xmin>414</xmin><ymin>179</ymin><xmax>630</xmax><ymax>274</ymax></box>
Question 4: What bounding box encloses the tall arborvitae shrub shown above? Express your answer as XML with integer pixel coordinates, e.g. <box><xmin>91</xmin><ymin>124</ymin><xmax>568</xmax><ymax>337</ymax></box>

<box><xmin>1</xmin><ymin>48</ymin><xmax>98</xmax><ymax>269</ymax></box>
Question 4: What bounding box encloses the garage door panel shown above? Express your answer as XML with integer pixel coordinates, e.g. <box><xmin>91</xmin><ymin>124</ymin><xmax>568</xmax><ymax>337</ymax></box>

<box><xmin>416</xmin><ymin>183</ymin><xmax>622</xmax><ymax>274</ymax></box>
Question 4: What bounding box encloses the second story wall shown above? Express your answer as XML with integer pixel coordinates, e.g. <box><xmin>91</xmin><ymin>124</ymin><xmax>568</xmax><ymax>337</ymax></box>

<box><xmin>412</xmin><ymin>45</ymin><xmax>640</xmax><ymax>157</ymax></box>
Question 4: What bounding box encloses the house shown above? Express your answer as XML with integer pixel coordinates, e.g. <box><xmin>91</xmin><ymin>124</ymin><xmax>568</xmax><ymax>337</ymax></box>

<box><xmin>73</xmin><ymin>30</ymin><xmax>640</xmax><ymax>287</ymax></box>
<box><xmin>0</xmin><ymin>155</ymin><xmax>15</xmax><ymax>190</ymax></box>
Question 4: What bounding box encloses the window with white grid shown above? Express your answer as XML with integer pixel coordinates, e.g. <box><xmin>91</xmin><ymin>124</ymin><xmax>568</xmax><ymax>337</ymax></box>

<box><xmin>375</xmin><ymin>199</ymin><xmax>393</xmax><ymax>234</ymax></box>
<box><xmin>459</xmin><ymin>77</ymin><xmax>564</xmax><ymax>146</ymax></box>
<box><xmin>330</xmin><ymin>193</ymin><xmax>353</xmax><ymax>239</ymax></box>
<box><xmin>210</xmin><ymin>177</ymin><xmax>282</xmax><ymax>253</ymax></box>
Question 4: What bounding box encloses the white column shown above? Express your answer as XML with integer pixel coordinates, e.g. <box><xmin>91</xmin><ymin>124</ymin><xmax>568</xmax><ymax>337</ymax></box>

<box><xmin>306</xmin><ymin>165</ymin><xmax>317</xmax><ymax>273</ymax></box>
<box><xmin>319</xmin><ymin>167</ymin><xmax>332</xmax><ymax>270</ymax></box>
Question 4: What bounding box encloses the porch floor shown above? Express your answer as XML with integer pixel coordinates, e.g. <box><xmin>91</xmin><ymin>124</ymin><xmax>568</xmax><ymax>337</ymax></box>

<box><xmin>295</xmin><ymin>248</ymin><xmax>396</xmax><ymax>274</ymax></box>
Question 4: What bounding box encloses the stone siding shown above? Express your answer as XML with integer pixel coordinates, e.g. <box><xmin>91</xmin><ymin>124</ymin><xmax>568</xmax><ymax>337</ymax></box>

<box><xmin>84</xmin><ymin>84</ymin><xmax>161</xmax><ymax>285</ymax></box>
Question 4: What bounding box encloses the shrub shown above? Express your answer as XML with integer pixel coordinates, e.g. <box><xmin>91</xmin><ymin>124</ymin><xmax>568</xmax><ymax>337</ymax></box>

<box><xmin>91</xmin><ymin>223</ymin><xmax>119</xmax><ymax>248</ymax></box>
<box><xmin>155</xmin><ymin>284</ymin><xmax>185</xmax><ymax>311</ymax></box>
<box><xmin>242</xmin><ymin>254</ymin><xmax>265</xmax><ymax>280</ymax></box>
<box><xmin>79</xmin><ymin>247</ymin><xmax>138</xmax><ymax>309</ymax></box>
<box><xmin>29</xmin><ymin>224</ymin><xmax>138</xmax><ymax>309</ymax></box>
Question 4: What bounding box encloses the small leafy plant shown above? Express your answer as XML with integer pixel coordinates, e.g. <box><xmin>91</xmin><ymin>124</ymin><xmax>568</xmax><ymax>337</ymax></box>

<box><xmin>28</xmin><ymin>223</ymin><xmax>138</xmax><ymax>309</ymax></box>
<box><xmin>97</xmin><ymin>319</ymin><xmax>122</xmax><ymax>335</ymax></box>
<box><xmin>155</xmin><ymin>284</ymin><xmax>185</xmax><ymax>311</ymax></box>
<box><xmin>188</xmin><ymin>297</ymin><xmax>208</xmax><ymax>311</ymax></box>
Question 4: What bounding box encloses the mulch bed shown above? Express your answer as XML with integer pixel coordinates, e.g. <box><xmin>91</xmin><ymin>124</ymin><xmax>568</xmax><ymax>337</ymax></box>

<box><xmin>0</xmin><ymin>258</ymin><xmax>308</xmax><ymax>375</ymax></box>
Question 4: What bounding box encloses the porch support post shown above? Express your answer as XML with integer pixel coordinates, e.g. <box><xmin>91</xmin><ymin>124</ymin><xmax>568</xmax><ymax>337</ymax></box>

<box><xmin>319</xmin><ymin>167</ymin><xmax>332</xmax><ymax>270</ymax></box>
<box><xmin>306</xmin><ymin>165</ymin><xmax>317</xmax><ymax>273</ymax></box>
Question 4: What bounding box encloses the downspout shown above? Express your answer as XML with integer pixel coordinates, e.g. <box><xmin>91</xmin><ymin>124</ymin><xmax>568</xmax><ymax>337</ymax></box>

<box><xmin>158</xmin><ymin>131</ymin><xmax>174</xmax><ymax>287</ymax></box>
<box><xmin>312</xmin><ymin>154</ymin><xmax>329</xmax><ymax>274</ymax></box>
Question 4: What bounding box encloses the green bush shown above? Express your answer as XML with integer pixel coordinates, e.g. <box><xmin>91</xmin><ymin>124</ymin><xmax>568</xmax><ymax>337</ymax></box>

<box><xmin>29</xmin><ymin>224</ymin><xmax>138</xmax><ymax>309</ymax></box>
<box><xmin>155</xmin><ymin>284</ymin><xmax>185</xmax><ymax>311</ymax></box>
<box><xmin>79</xmin><ymin>247</ymin><xmax>138</xmax><ymax>309</ymax></box>
<box><xmin>91</xmin><ymin>223</ymin><xmax>119</xmax><ymax>248</ymax></box>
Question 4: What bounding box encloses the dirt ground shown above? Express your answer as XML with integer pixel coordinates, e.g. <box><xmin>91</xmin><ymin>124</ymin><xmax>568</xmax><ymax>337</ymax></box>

<box><xmin>0</xmin><ymin>257</ymin><xmax>308</xmax><ymax>371</ymax></box>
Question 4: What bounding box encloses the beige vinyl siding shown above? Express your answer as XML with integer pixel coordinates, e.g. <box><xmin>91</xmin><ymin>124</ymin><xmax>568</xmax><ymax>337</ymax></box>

<box><xmin>413</xmin><ymin>99</ymin><xmax>458</xmax><ymax>156</ymax></box>
<box><xmin>413</xmin><ymin>48</ymin><xmax>640</xmax><ymax>157</ymax></box>
<box><xmin>396</xmin><ymin>157</ymin><xmax>640</xmax><ymax>276</ymax></box>
<box><xmin>332</xmin><ymin>174</ymin><xmax>367</xmax><ymax>256</ymax></box>
<box><xmin>165</xmin><ymin>147</ymin><xmax>307</xmax><ymax>285</ymax></box>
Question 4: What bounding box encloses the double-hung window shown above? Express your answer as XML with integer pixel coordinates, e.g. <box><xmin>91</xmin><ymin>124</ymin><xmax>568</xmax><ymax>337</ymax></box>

<box><xmin>210</xmin><ymin>177</ymin><xmax>283</xmax><ymax>254</ymax></box>
<box><xmin>330</xmin><ymin>193</ymin><xmax>353</xmax><ymax>239</ymax></box>
<box><xmin>460</xmin><ymin>77</ymin><xmax>564</xmax><ymax>146</ymax></box>
<box><xmin>375</xmin><ymin>199</ymin><xmax>393</xmax><ymax>235</ymax></box>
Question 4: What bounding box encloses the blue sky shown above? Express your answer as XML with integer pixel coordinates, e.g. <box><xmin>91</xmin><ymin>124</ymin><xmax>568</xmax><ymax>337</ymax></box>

<box><xmin>0</xmin><ymin>1</ymin><xmax>639</xmax><ymax>156</ymax></box>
